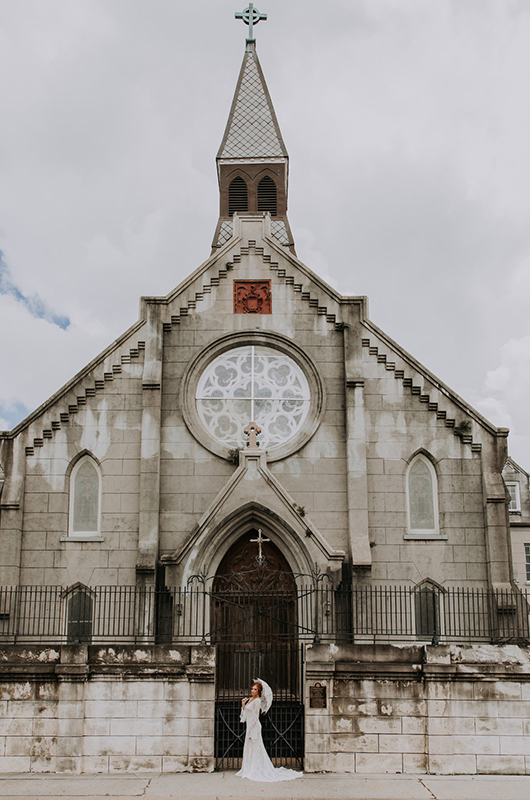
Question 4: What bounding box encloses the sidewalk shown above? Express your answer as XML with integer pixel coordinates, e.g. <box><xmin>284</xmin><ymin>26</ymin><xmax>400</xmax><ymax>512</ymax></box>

<box><xmin>1</xmin><ymin>772</ymin><xmax>530</xmax><ymax>800</ymax></box>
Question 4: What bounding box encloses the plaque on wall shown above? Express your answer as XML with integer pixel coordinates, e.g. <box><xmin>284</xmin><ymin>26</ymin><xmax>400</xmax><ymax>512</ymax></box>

<box><xmin>309</xmin><ymin>682</ymin><xmax>327</xmax><ymax>709</ymax></box>
<box><xmin>234</xmin><ymin>280</ymin><xmax>272</xmax><ymax>314</ymax></box>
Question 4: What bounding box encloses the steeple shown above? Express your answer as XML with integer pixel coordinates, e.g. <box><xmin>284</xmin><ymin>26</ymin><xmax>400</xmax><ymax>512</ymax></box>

<box><xmin>212</xmin><ymin>9</ymin><xmax>295</xmax><ymax>254</ymax></box>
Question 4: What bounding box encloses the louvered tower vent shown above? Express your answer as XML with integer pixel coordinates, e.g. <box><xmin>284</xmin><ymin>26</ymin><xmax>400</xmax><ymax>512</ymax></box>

<box><xmin>257</xmin><ymin>176</ymin><xmax>277</xmax><ymax>215</ymax></box>
<box><xmin>228</xmin><ymin>177</ymin><xmax>248</xmax><ymax>216</ymax></box>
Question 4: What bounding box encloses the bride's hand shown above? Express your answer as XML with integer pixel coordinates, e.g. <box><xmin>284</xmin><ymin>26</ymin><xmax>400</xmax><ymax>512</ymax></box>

<box><xmin>242</xmin><ymin>697</ymin><xmax>249</xmax><ymax>708</ymax></box>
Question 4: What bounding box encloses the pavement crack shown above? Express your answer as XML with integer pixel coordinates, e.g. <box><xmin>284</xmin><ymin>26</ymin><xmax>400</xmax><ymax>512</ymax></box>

<box><xmin>140</xmin><ymin>777</ymin><xmax>153</xmax><ymax>796</ymax></box>
<box><xmin>418</xmin><ymin>777</ymin><xmax>437</xmax><ymax>799</ymax></box>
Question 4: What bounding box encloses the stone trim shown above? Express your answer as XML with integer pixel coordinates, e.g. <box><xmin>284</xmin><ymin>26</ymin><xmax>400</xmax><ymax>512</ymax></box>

<box><xmin>361</xmin><ymin>338</ymin><xmax>482</xmax><ymax>452</ymax></box>
<box><xmin>23</xmin><ymin>342</ymin><xmax>145</xmax><ymax>459</ymax></box>
<box><xmin>162</xmin><ymin>239</ymin><xmax>347</xmax><ymax>336</ymax></box>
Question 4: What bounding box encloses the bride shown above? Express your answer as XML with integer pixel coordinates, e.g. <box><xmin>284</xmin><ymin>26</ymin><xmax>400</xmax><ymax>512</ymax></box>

<box><xmin>236</xmin><ymin>678</ymin><xmax>302</xmax><ymax>782</ymax></box>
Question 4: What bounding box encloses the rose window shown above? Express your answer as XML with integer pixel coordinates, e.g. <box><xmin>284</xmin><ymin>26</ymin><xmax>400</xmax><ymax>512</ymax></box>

<box><xmin>195</xmin><ymin>345</ymin><xmax>310</xmax><ymax>451</ymax></box>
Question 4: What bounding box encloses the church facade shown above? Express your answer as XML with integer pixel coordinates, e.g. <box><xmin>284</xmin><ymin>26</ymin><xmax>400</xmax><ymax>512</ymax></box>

<box><xmin>1</xmin><ymin>26</ymin><xmax>529</xmax><ymax>777</ymax></box>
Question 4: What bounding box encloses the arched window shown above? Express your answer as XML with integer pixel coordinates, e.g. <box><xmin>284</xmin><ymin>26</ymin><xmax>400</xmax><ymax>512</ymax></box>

<box><xmin>414</xmin><ymin>581</ymin><xmax>442</xmax><ymax>641</ymax></box>
<box><xmin>257</xmin><ymin>176</ymin><xmax>277</xmax><ymax>215</ymax></box>
<box><xmin>228</xmin><ymin>177</ymin><xmax>248</xmax><ymax>216</ymax></box>
<box><xmin>406</xmin><ymin>454</ymin><xmax>439</xmax><ymax>536</ymax></box>
<box><xmin>69</xmin><ymin>456</ymin><xmax>101</xmax><ymax>538</ymax></box>
<box><xmin>66</xmin><ymin>584</ymin><xmax>93</xmax><ymax>644</ymax></box>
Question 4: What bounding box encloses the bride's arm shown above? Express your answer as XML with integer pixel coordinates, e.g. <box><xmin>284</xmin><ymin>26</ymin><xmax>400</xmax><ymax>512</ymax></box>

<box><xmin>245</xmin><ymin>699</ymin><xmax>261</xmax><ymax>740</ymax></box>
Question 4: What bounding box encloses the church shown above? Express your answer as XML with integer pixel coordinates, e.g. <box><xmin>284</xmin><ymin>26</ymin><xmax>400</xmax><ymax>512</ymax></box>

<box><xmin>1</xmin><ymin>7</ymin><xmax>529</xmax><ymax>777</ymax></box>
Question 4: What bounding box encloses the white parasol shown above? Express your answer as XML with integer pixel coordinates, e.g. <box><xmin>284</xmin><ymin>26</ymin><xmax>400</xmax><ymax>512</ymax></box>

<box><xmin>254</xmin><ymin>677</ymin><xmax>273</xmax><ymax>713</ymax></box>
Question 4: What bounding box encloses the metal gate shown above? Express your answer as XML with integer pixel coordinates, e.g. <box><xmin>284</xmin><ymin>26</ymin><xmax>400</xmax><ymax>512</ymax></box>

<box><xmin>207</xmin><ymin>532</ymin><xmax>306</xmax><ymax>770</ymax></box>
<box><xmin>214</xmin><ymin>635</ymin><xmax>304</xmax><ymax>770</ymax></box>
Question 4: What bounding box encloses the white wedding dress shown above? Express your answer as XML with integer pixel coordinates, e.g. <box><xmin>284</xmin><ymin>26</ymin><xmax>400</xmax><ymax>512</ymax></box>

<box><xmin>236</xmin><ymin>697</ymin><xmax>302</xmax><ymax>782</ymax></box>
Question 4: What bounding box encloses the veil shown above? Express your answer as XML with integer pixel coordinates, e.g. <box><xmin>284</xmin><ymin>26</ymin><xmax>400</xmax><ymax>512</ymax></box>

<box><xmin>254</xmin><ymin>677</ymin><xmax>273</xmax><ymax>713</ymax></box>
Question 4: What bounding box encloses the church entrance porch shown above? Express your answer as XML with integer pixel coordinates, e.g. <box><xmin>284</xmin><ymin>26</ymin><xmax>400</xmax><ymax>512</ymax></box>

<box><xmin>211</xmin><ymin>532</ymin><xmax>304</xmax><ymax>771</ymax></box>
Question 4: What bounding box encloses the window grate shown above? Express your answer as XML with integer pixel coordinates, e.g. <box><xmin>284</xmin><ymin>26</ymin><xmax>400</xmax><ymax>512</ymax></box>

<box><xmin>257</xmin><ymin>176</ymin><xmax>277</xmax><ymax>215</ymax></box>
<box><xmin>229</xmin><ymin>177</ymin><xmax>248</xmax><ymax>216</ymax></box>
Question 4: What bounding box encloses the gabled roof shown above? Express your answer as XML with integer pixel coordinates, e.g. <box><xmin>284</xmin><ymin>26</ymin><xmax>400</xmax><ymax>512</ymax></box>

<box><xmin>217</xmin><ymin>42</ymin><xmax>288</xmax><ymax>160</ymax></box>
<box><xmin>504</xmin><ymin>456</ymin><xmax>529</xmax><ymax>478</ymax></box>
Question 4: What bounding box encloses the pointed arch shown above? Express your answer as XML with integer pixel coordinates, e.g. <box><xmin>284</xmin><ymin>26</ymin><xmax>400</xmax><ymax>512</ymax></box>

<box><xmin>64</xmin><ymin>583</ymin><xmax>94</xmax><ymax>644</ymax></box>
<box><xmin>68</xmin><ymin>454</ymin><xmax>102</xmax><ymax>539</ymax></box>
<box><xmin>413</xmin><ymin>579</ymin><xmax>443</xmax><ymax>640</ymax></box>
<box><xmin>228</xmin><ymin>176</ymin><xmax>248</xmax><ymax>215</ymax></box>
<box><xmin>180</xmin><ymin>501</ymin><xmax>316</xmax><ymax>585</ymax></box>
<box><xmin>257</xmin><ymin>175</ymin><xmax>277</xmax><ymax>215</ymax></box>
<box><xmin>406</xmin><ymin>452</ymin><xmax>439</xmax><ymax>536</ymax></box>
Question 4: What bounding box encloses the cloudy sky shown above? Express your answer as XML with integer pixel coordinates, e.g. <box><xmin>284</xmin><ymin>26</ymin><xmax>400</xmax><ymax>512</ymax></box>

<box><xmin>1</xmin><ymin>0</ymin><xmax>529</xmax><ymax>467</ymax></box>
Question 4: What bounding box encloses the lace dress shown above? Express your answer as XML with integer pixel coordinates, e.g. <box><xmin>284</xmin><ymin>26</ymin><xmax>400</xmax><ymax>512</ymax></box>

<box><xmin>236</xmin><ymin>697</ymin><xmax>302</xmax><ymax>782</ymax></box>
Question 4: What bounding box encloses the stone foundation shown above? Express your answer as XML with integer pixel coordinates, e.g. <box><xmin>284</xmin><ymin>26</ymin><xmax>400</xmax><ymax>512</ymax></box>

<box><xmin>2</xmin><ymin>642</ymin><xmax>530</xmax><ymax>774</ymax></box>
<box><xmin>0</xmin><ymin>644</ymin><xmax>215</xmax><ymax>774</ymax></box>
<box><xmin>304</xmin><ymin>642</ymin><xmax>530</xmax><ymax>775</ymax></box>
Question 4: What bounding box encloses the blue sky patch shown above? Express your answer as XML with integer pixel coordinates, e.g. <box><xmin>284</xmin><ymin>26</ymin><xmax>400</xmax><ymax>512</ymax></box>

<box><xmin>0</xmin><ymin>400</ymin><xmax>30</xmax><ymax>432</ymax></box>
<box><xmin>0</xmin><ymin>251</ymin><xmax>70</xmax><ymax>330</ymax></box>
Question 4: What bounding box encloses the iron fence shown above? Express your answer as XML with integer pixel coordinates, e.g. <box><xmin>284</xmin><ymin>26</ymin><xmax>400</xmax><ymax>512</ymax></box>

<box><xmin>0</xmin><ymin>584</ymin><xmax>528</xmax><ymax>645</ymax></box>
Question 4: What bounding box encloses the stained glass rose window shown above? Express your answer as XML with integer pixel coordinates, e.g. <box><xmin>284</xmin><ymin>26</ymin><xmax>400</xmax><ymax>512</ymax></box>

<box><xmin>195</xmin><ymin>345</ymin><xmax>310</xmax><ymax>450</ymax></box>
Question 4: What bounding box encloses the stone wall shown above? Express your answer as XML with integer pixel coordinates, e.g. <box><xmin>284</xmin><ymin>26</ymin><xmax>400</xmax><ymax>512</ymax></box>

<box><xmin>2</xmin><ymin>641</ymin><xmax>530</xmax><ymax>775</ymax></box>
<box><xmin>0</xmin><ymin>644</ymin><xmax>215</xmax><ymax>774</ymax></box>
<box><xmin>305</xmin><ymin>642</ymin><xmax>530</xmax><ymax>775</ymax></box>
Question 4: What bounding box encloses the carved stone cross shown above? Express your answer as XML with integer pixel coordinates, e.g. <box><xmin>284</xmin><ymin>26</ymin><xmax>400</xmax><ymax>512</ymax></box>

<box><xmin>250</xmin><ymin>528</ymin><xmax>270</xmax><ymax>563</ymax></box>
<box><xmin>244</xmin><ymin>420</ymin><xmax>261</xmax><ymax>449</ymax></box>
<box><xmin>235</xmin><ymin>4</ymin><xmax>267</xmax><ymax>41</ymax></box>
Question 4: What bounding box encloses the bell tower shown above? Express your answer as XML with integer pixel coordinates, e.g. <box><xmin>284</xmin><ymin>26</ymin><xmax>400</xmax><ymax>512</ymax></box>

<box><xmin>212</xmin><ymin>6</ymin><xmax>295</xmax><ymax>254</ymax></box>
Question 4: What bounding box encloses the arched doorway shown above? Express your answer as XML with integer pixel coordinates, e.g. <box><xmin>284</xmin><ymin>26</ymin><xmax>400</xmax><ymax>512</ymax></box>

<box><xmin>212</xmin><ymin>530</ymin><xmax>303</xmax><ymax>770</ymax></box>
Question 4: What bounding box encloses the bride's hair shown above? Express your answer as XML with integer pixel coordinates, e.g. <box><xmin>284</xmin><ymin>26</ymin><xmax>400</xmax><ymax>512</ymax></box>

<box><xmin>252</xmin><ymin>682</ymin><xmax>263</xmax><ymax>697</ymax></box>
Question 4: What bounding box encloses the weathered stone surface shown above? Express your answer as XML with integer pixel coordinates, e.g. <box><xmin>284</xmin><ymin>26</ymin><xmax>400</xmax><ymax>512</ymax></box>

<box><xmin>302</xmin><ymin>643</ymin><xmax>530</xmax><ymax>775</ymax></box>
<box><xmin>0</xmin><ymin>644</ymin><xmax>213</xmax><ymax>774</ymax></box>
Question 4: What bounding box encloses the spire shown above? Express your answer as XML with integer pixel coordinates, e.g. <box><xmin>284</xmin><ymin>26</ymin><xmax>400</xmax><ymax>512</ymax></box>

<box><xmin>212</xmin><ymin>10</ymin><xmax>295</xmax><ymax>254</ymax></box>
<box><xmin>217</xmin><ymin>42</ymin><xmax>288</xmax><ymax>160</ymax></box>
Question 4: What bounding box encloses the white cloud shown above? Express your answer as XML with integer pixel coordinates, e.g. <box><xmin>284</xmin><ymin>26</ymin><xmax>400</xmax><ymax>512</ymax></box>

<box><xmin>0</xmin><ymin>0</ymin><xmax>529</xmax><ymax>468</ymax></box>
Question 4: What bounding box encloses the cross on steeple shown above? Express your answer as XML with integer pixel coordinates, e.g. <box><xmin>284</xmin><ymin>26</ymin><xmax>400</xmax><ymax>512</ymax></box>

<box><xmin>250</xmin><ymin>529</ymin><xmax>270</xmax><ymax>564</ymax></box>
<box><xmin>235</xmin><ymin>4</ymin><xmax>267</xmax><ymax>42</ymax></box>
